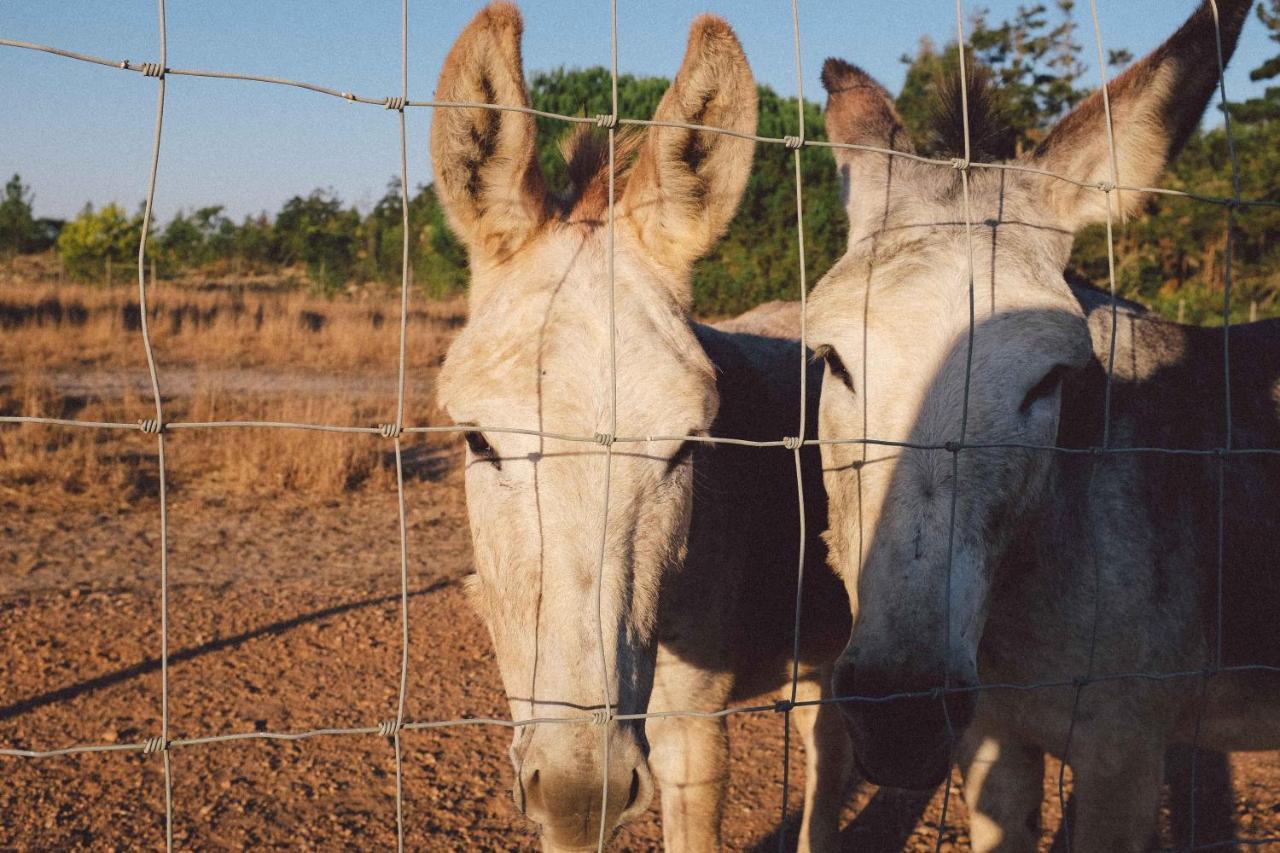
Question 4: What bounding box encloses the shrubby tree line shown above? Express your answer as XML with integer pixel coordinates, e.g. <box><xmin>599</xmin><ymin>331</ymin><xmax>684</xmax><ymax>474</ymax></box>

<box><xmin>3</xmin><ymin>1</ymin><xmax>1277</xmax><ymax>320</ymax></box>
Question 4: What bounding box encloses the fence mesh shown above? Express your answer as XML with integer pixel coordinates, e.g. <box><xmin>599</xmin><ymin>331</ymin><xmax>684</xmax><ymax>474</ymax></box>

<box><xmin>2</xmin><ymin>1</ymin><xmax>1279</xmax><ymax>851</ymax></box>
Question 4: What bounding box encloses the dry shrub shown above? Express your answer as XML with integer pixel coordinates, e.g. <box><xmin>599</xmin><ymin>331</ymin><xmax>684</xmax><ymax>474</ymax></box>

<box><xmin>0</xmin><ymin>275</ymin><xmax>464</xmax><ymax>374</ymax></box>
<box><xmin>1</xmin><ymin>267</ymin><xmax>467</xmax><ymax>506</ymax></box>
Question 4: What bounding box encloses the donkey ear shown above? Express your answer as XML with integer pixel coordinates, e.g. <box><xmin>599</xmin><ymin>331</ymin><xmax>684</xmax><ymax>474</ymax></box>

<box><xmin>620</xmin><ymin>15</ymin><xmax>756</xmax><ymax>282</ymax></box>
<box><xmin>1027</xmin><ymin>0</ymin><xmax>1252</xmax><ymax>231</ymax></box>
<box><xmin>821</xmin><ymin>58</ymin><xmax>916</xmax><ymax>242</ymax></box>
<box><xmin>430</xmin><ymin>2</ymin><xmax>548</xmax><ymax>261</ymax></box>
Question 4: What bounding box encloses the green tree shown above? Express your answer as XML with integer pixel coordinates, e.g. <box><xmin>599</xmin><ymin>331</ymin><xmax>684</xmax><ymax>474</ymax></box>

<box><xmin>56</xmin><ymin>202</ymin><xmax>145</xmax><ymax>281</ymax></box>
<box><xmin>158</xmin><ymin>205</ymin><xmax>234</xmax><ymax>271</ymax></box>
<box><xmin>0</xmin><ymin>174</ymin><xmax>38</xmax><ymax>256</ymax></box>
<box><xmin>1228</xmin><ymin>0</ymin><xmax>1280</xmax><ymax>125</ymax></box>
<box><xmin>273</xmin><ymin>190</ymin><xmax>361</xmax><ymax>293</ymax></box>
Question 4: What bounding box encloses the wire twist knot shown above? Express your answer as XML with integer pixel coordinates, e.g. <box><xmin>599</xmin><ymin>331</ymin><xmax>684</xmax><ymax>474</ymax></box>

<box><xmin>943</xmin><ymin>440</ymin><xmax>961</xmax><ymax>454</ymax></box>
<box><xmin>950</xmin><ymin>157</ymin><xmax>970</xmax><ymax>171</ymax></box>
<box><xmin>377</xmin><ymin>719</ymin><xmax>403</xmax><ymax>737</ymax></box>
<box><xmin>142</xmin><ymin>735</ymin><xmax>168</xmax><ymax>754</ymax></box>
<box><xmin>595</xmin><ymin>114</ymin><xmax>618</xmax><ymax>129</ymax></box>
<box><xmin>593</xmin><ymin>432</ymin><xmax>615</xmax><ymax>447</ymax></box>
<box><xmin>138</xmin><ymin>418</ymin><xmax>164</xmax><ymax>435</ymax></box>
<box><xmin>384</xmin><ymin>96</ymin><xmax>406</xmax><ymax>111</ymax></box>
<box><xmin>341</xmin><ymin>92</ymin><xmax>356</xmax><ymax>103</ymax></box>
<box><xmin>588</xmin><ymin>708</ymin><xmax>612</xmax><ymax>726</ymax></box>
<box><xmin>782</xmin><ymin>135</ymin><xmax>804</xmax><ymax>150</ymax></box>
<box><xmin>773</xmin><ymin>699</ymin><xmax>794</xmax><ymax>714</ymax></box>
<box><xmin>1096</xmin><ymin>181</ymin><xmax>1116</xmax><ymax>193</ymax></box>
<box><xmin>139</xmin><ymin>62</ymin><xmax>165</xmax><ymax>78</ymax></box>
<box><xmin>782</xmin><ymin>436</ymin><xmax>803</xmax><ymax>450</ymax></box>
<box><xmin>378</xmin><ymin>423</ymin><xmax>403</xmax><ymax>439</ymax></box>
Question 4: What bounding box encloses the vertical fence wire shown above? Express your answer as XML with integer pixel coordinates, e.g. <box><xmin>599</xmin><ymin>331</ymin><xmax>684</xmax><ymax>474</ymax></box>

<box><xmin>931</xmin><ymin>1</ymin><xmax>980</xmax><ymax>847</ymax></box>
<box><xmin>132</xmin><ymin>0</ymin><xmax>173</xmax><ymax>848</ymax></box>
<box><xmin>779</xmin><ymin>0</ymin><xmax>811</xmax><ymax>845</ymax></box>
<box><xmin>388</xmin><ymin>0</ymin><xmax>413</xmax><ymax>849</ymax></box>
<box><xmin>595</xmin><ymin>2</ymin><xmax>622</xmax><ymax>849</ymax></box>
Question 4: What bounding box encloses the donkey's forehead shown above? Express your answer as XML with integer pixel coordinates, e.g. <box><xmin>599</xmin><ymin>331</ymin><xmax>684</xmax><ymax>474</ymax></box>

<box><xmin>809</xmin><ymin>209</ymin><xmax>1078</xmax><ymax>349</ymax></box>
<box><xmin>439</xmin><ymin>239</ymin><xmax>715</xmax><ymax>431</ymax></box>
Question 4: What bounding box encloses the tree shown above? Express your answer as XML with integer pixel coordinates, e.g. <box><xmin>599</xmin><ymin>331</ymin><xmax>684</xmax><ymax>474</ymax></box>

<box><xmin>56</xmin><ymin>202</ymin><xmax>145</xmax><ymax>281</ymax></box>
<box><xmin>0</xmin><ymin>174</ymin><xmax>38</xmax><ymax>256</ymax></box>
<box><xmin>273</xmin><ymin>190</ymin><xmax>361</xmax><ymax>293</ymax></box>
<box><xmin>158</xmin><ymin>205</ymin><xmax>233</xmax><ymax>271</ymax></box>
<box><xmin>1228</xmin><ymin>0</ymin><xmax>1280</xmax><ymax>125</ymax></box>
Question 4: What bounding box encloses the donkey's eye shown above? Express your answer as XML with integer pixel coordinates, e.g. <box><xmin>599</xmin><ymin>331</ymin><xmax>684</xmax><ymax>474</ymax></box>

<box><xmin>821</xmin><ymin>347</ymin><xmax>854</xmax><ymax>392</ymax></box>
<box><xmin>464</xmin><ymin>430</ymin><xmax>500</xmax><ymax>467</ymax></box>
<box><xmin>1019</xmin><ymin>365</ymin><xmax>1069</xmax><ymax>415</ymax></box>
<box><xmin>664</xmin><ymin>439</ymin><xmax>698</xmax><ymax>476</ymax></box>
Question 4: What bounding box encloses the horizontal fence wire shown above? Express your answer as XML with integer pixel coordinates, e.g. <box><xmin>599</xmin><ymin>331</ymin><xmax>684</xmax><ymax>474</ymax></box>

<box><xmin>2</xmin><ymin>1</ymin><xmax>1278</xmax><ymax>851</ymax></box>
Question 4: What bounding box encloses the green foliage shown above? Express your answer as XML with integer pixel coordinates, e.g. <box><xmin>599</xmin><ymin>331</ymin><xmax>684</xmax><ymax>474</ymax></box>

<box><xmin>158</xmin><ymin>205</ymin><xmax>234</xmax><ymax>271</ymax></box>
<box><xmin>1227</xmin><ymin>0</ymin><xmax>1280</xmax><ymax>126</ymax></box>
<box><xmin>692</xmin><ymin>87</ymin><xmax>843</xmax><ymax>315</ymax></box>
<box><xmin>56</xmin><ymin>202</ymin><xmax>145</xmax><ymax>281</ymax></box>
<box><xmin>0</xmin><ymin>175</ymin><xmax>39</xmax><ymax>256</ymax></box>
<box><xmin>273</xmin><ymin>190</ymin><xmax>362</xmax><ymax>294</ymax></box>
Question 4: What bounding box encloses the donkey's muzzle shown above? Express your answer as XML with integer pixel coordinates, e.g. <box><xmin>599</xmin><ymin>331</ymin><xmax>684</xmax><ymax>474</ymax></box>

<box><xmin>833</xmin><ymin>662</ymin><xmax>975</xmax><ymax>790</ymax></box>
<box><xmin>513</xmin><ymin>726</ymin><xmax>653</xmax><ymax>850</ymax></box>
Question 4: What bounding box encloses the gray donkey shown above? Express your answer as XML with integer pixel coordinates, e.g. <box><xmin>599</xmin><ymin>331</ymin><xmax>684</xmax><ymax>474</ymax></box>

<box><xmin>432</xmin><ymin>4</ymin><xmax>851</xmax><ymax>850</ymax></box>
<box><xmin>804</xmin><ymin>0</ymin><xmax>1278</xmax><ymax>849</ymax></box>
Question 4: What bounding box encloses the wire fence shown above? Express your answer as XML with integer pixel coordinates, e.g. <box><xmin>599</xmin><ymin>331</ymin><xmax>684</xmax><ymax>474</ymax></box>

<box><xmin>2</xmin><ymin>0</ymin><xmax>1278</xmax><ymax>851</ymax></box>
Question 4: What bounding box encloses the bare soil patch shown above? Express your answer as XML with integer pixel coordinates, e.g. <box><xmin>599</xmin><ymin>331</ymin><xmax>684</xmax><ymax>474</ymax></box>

<box><xmin>2</xmin><ymin>273</ymin><xmax>1277</xmax><ymax>850</ymax></box>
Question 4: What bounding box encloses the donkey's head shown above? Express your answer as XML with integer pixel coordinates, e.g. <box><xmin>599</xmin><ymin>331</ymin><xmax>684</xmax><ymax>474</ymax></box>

<box><xmin>807</xmin><ymin>0</ymin><xmax>1251</xmax><ymax>789</ymax></box>
<box><xmin>432</xmin><ymin>4</ymin><xmax>755</xmax><ymax>846</ymax></box>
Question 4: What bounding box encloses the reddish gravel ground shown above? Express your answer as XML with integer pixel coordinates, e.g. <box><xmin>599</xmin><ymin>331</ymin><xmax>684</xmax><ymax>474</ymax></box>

<box><xmin>3</xmin><ymin>452</ymin><xmax>1279</xmax><ymax>851</ymax></box>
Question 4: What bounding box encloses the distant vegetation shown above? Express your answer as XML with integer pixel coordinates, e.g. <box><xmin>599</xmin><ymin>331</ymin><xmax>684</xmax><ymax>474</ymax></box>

<box><xmin>2</xmin><ymin>1</ymin><xmax>1277</xmax><ymax>322</ymax></box>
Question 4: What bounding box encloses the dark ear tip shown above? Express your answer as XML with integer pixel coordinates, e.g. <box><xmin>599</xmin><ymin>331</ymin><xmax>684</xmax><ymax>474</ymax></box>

<box><xmin>821</xmin><ymin>58</ymin><xmax>879</xmax><ymax>94</ymax></box>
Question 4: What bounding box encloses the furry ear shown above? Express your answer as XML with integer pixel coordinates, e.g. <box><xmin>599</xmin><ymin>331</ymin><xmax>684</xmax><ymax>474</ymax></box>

<box><xmin>1027</xmin><ymin>0</ymin><xmax>1252</xmax><ymax>231</ymax></box>
<box><xmin>821</xmin><ymin>58</ymin><xmax>916</xmax><ymax>242</ymax></box>
<box><xmin>620</xmin><ymin>15</ymin><xmax>756</xmax><ymax>288</ymax></box>
<box><xmin>430</xmin><ymin>3</ymin><xmax>548</xmax><ymax>261</ymax></box>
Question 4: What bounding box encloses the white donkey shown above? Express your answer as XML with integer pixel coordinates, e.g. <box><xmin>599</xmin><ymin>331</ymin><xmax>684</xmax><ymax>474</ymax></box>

<box><xmin>806</xmin><ymin>0</ymin><xmax>1277</xmax><ymax>850</ymax></box>
<box><xmin>431</xmin><ymin>5</ymin><xmax>852</xmax><ymax>850</ymax></box>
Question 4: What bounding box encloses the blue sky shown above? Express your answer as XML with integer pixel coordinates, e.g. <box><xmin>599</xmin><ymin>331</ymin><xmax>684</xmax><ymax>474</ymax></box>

<box><xmin>3</xmin><ymin>1</ymin><xmax>1274</xmax><ymax>222</ymax></box>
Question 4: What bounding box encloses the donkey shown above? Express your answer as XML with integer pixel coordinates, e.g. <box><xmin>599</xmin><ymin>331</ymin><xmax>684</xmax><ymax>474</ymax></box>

<box><xmin>431</xmin><ymin>5</ymin><xmax>852</xmax><ymax>850</ymax></box>
<box><xmin>805</xmin><ymin>0</ymin><xmax>1278</xmax><ymax>849</ymax></box>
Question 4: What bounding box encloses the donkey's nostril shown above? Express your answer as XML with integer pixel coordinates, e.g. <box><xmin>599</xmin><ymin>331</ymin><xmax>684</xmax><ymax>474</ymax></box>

<box><xmin>625</xmin><ymin>767</ymin><xmax>642</xmax><ymax>811</ymax></box>
<box><xmin>522</xmin><ymin>768</ymin><xmax>542</xmax><ymax>816</ymax></box>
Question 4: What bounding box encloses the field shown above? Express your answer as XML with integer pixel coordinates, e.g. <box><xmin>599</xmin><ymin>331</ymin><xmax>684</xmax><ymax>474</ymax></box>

<box><xmin>2</xmin><ymin>259</ymin><xmax>1278</xmax><ymax>850</ymax></box>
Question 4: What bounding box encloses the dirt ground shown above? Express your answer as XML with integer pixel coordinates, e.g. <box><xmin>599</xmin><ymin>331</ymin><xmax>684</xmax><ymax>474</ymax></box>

<box><xmin>4</xmin><ymin>464</ymin><xmax>1280</xmax><ymax>851</ymax></box>
<box><xmin>2</xmin><ymin>270</ymin><xmax>1278</xmax><ymax>850</ymax></box>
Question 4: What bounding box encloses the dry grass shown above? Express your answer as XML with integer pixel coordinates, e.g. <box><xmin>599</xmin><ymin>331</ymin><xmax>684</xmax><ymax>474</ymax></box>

<box><xmin>1</xmin><ymin>259</ymin><xmax>467</xmax><ymax>504</ymax></box>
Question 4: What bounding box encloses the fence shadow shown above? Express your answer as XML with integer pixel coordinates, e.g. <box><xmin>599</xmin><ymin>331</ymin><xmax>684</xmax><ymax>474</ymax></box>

<box><xmin>0</xmin><ymin>578</ymin><xmax>456</xmax><ymax>723</ymax></box>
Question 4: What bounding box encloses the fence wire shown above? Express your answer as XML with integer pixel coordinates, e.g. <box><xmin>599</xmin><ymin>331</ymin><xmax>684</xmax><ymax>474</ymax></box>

<box><xmin>2</xmin><ymin>1</ymin><xmax>1279</xmax><ymax>851</ymax></box>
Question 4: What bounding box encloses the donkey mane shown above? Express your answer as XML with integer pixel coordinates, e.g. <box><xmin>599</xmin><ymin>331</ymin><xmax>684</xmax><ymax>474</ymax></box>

<box><xmin>924</xmin><ymin>63</ymin><xmax>1016</xmax><ymax>162</ymax></box>
<box><xmin>558</xmin><ymin>125</ymin><xmax>643</xmax><ymax>222</ymax></box>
